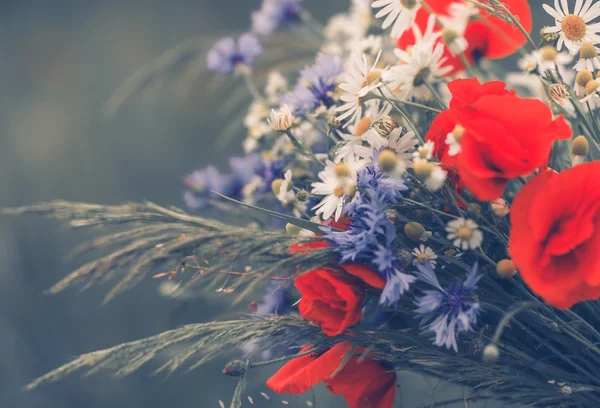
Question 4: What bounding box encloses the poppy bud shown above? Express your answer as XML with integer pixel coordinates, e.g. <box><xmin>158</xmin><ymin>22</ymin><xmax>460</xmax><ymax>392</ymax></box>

<box><xmin>404</xmin><ymin>222</ymin><xmax>425</xmax><ymax>241</ymax></box>
<box><xmin>571</xmin><ymin>135</ymin><xmax>590</xmax><ymax>156</ymax></box>
<box><xmin>222</xmin><ymin>360</ymin><xmax>247</xmax><ymax>376</ymax></box>
<box><xmin>482</xmin><ymin>344</ymin><xmax>500</xmax><ymax>366</ymax></box>
<box><xmin>496</xmin><ymin>259</ymin><xmax>517</xmax><ymax>278</ymax></box>
<box><xmin>285</xmin><ymin>223</ymin><xmax>302</xmax><ymax>236</ymax></box>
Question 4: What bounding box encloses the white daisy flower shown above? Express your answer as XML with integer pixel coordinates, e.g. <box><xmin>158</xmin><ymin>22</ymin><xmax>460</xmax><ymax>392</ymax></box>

<box><xmin>276</xmin><ymin>170</ymin><xmax>295</xmax><ymax>206</ymax></box>
<box><xmin>384</xmin><ymin>39</ymin><xmax>452</xmax><ymax>101</ymax></box>
<box><xmin>446</xmin><ymin>218</ymin><xmax>483</xmax><ymax>250</ymax></box>
<box><xmin>542</xmin><ymin>0</ymin><xmax>600</xmax><ymax>54</ymax></box>
<box><xmin>265</xmin><ymin>71</ymin><xmax>288</xmax><ymax>105</ymax></box>
<box><xmin>336</xmin><ymin>100</ymin><xmax>393</xmax><ymax>161</ymax></box>
<box><xmin>439</xmin><ymin>1</ymin><xmax>479</xmax><ymax>31</ymax></box>
<box><xmin>413</xmin><ymin>244</ymin><xmax>438</xmax><ymax>267</ymax></box>
<box><xmin>516</xmin><ymin>47</ymin><xmax>574</xmax><ymax>92</ymax></box>
<box><xmin>269</xmin><ymin>104</ymin><xmax>297</xmax><ymax>131</ymax></box>
<box><xmin>372</xmin><ymin>0</ymin><xmax>422</xmax><ymax>39</ymax></box>
<box><xmin>413</xmin><ymin>141</ymin><xmax>435</xmax><ymax>163</ymax></box>
<box><xmin>575</xmin><ymin>41</ymin><xmax>600</xmax><ymax>70</ymax></box>
<box><xmin>423</xmin><ymin>164</ymin><xmax>447</xmax><ymax>192</ymax></box>
<box><xmin>370</xmin><ymin>127</ymin><xmax>418</xmax><ymax>175</ymax></box>
<box><xmin>336</xmin><ymin>51</ymin><xmax>385</xmax><ymax>126</ymax></box>
<box><xmin>445</xmin><ymin>124</ymin><xmax>465</xmax><ymax>156</ymax></box>
<box><xmin>311</xmin><ymin>156</ymin><xmax>366</xmax><ymax>221</ymax></box>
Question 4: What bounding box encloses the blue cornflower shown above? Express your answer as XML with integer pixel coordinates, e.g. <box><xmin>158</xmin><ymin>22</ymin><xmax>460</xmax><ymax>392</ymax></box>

<box><xmin>323</xmin><ymin>200</ymin><xmax>415</xmax><ymax>307</ymax></box>
<box><xmin>230</xmin><ymin>154</ymin><xmax>263</xmax><ymax>186</ymax></box>
<box><xmin>251</xmin><ymin>0</ymin><xmax>302</xmax><ymax>36</ymax></box>
<box><xmin>280</xmin><ymin>84</ymin><xmax>318</xmax><ymax>117</ymax></box>
<box><xmin>373</xmin><ymin>245</ymin><xmax>416</xmax><ymax>307</ymax></box>
<box><xmin>281</xmin><ymin>53</ymin><xmax>344</xmax><ymax>117</ymax></box>
<box><xmin>255</xmin><ymin>157</ymin><xmax>289</xmax><ymax>193</ymax></box>
<box><xmin>356</xmin><ymin>164</ymin><xmax>407</xmax><ymax>206</ymax></box>
<box><xmin>206</xmin><ymin>33</ymin><xmax>263</xmax><ymax>75</ymax></box>
<box><xmin>183</xmin><ymin>166</ymin><xmax>236</xmax><ymax>209</ymax></box>
<box><xmin>414</xmin><ymin>262</ymin><xmax>482</xmax><ymax>352</ymax></box>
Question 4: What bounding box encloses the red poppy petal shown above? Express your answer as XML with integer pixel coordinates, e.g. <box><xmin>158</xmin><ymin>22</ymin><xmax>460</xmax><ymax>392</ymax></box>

<box><xmin>478</xmin><ymin>0</ymin><xmax>533</xmax><ymax>59</ymax></box>
<box><xmin>266</xmin><ymin>346</ymin><xmax>318</xmax><ymax>394</ymax></box>
<box><xmin>341</xmin><ymin>263</ymin><xmax>386</xmax><ymax>290</ymax></box>
<box><xmin>289</xmin><ymin>241</ymin><xmax>329</xmax><ymax>254</ymax></box>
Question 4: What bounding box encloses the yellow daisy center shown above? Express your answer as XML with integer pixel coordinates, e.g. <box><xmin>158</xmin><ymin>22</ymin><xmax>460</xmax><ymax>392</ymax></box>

<box><xmin>401</xmin><ymin>0</ymin><xmax>418</xmax><ymax>9</ymax></box>
<box><xmin>457</xmin><ymin>226</ymin><xmax>473</xmax><ymax>240</ymax></box>
<box><xmin>333</xmin><ymin>186</ymin><xmax>345</xmax><ymax>197</ymax></box>
<box><xmin>561</xmin><ymin>15</ymin><xmax>587</xmax><ymax>41</ymax></box>
<box><xmin>417</xmin><ymin>253</ymin><xmax>430</xmax><ymax>263</ymax></box>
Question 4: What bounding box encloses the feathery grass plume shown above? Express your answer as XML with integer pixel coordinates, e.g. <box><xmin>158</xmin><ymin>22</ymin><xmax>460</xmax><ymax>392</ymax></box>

<box><xmin>22</xmin><ymin>311</ymin><xmax>600</xmax><ymax>407</ymax></box>
<box><xmin>2</xmin><ymin>201</ymin><xmax>333</xmax><ymax>304</ymax></box>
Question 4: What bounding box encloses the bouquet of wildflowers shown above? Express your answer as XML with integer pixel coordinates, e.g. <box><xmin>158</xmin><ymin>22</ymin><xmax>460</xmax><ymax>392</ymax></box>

<box><xmin>9</xmin><ymin>0</ymin><xmax>600</xmax><ymax>407</ymax></box>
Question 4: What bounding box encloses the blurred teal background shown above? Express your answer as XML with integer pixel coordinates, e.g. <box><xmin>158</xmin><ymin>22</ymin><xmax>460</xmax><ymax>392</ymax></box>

<box><xmin>0</xmin><ymin>1</ymin><xmax>548</xmax><ymax>407</ymax></box>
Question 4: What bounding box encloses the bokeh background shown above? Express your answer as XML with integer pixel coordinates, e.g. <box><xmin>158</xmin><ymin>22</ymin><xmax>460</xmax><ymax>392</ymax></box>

<box><xmin>0</xmin><ymin>1</ymin><xmax>550</xmax><ymax>407</ymax></box>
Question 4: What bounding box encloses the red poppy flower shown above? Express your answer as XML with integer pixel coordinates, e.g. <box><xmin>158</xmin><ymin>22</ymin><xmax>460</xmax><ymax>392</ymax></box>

<box><xmin>397</xmin><ymin>0</ymin><xmax>532</xmax><ymax>76</ymax></box>
<box><xmin>509</xmin><ymin>162</ymin><xmax>600</xmax><ymax>309</ymax></box>
<box><xmin>267</xmin><ymin>342</ymin><xmax>396</xmax><ymax>408</ymax></box>
<box><xmin>295</xmin><ymin>265</ymin><xmax>384</xmax><ymax>336</ymax></box>
<box><xmin>429</xmin><ymin>78</ymin><xmax>572</xmax><ymax>200</ymax></box>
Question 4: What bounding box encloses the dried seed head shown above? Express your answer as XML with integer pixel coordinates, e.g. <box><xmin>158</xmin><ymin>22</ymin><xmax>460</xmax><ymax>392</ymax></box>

<box><xmin>572</xmin><ymin>135</ymin><xmax>590</xmax><ymax>156</ymax></box>
<box><xmin>327</xmin><ymin>115</ymin><xmax>341</xmax><ymax>129</ymax></box>
<box><xmin>404</xmin><ymin>222</ymin><xmax>425</xmax><ymax>241</ymax></box>
<box><xmin>496</xmin><ymin>259</ymin><xmax>517</xmax><ymax>278</ymax></box>
<box><xmin>541</xmin><ymin>26</ymin><xmax>560</xmax><ymax>43</ymax></box>
<box><xmin>296</xmin><ymin>189</ymin><xmax>310</xmax><ymax>202</ymax></box>
<box><xmin>376</xmin><ymin>115</ymin><xmax>396</xmax><ymax>137</ymax></box>
<box><xmin>385</xmin><ymin>209</ymin><xmax>399</xmax><ymax>225</ymax></box>
<box><xmin>396</xmin><ymin>248</ymin><xmax>413</xmax><ymax>267</ymax></box>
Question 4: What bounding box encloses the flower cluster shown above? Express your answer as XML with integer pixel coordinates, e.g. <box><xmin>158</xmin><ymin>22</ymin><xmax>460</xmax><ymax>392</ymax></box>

<box><xmin>189</xmin><ymin>1</ymin><xmax>600</xmax><ymax>405</ymax></box>
<box><xmin>26</xmin><ymin>1</ymin><xmax>600</xmax><ymax>408</ymax></box>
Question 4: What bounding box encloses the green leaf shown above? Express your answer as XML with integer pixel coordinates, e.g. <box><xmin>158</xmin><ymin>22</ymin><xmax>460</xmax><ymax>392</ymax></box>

<box><xmin>211</xmin><ymin>191</ymin><xmax>343</xmax><ymax>234</ymax></box>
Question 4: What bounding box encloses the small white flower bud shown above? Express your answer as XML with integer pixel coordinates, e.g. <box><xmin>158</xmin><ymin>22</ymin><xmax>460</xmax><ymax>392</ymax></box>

<box><xmin>269</xmin><ymin>104</ymin><xmax>296</xmax><ymax>131</ymax></box>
